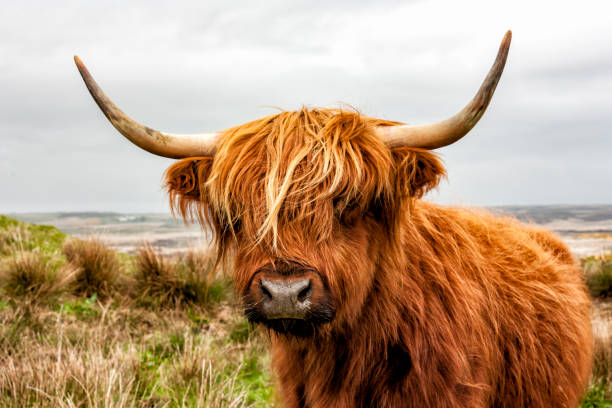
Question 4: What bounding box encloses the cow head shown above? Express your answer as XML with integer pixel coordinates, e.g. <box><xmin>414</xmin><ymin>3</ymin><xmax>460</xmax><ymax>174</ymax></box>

<box><xmin>75</xmin><ymin>32</ymin><xmax>511</xmax><ymax>337</ymax></box>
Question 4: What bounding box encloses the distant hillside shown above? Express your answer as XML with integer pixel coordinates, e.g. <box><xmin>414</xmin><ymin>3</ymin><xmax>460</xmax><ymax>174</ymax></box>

<box><xmin>8</xmin><ymin>205</ymin><xmax>612</xmax><ymax>256</ymax></box>
<box><xmin>11</xmin><ymin>205</ymin><xmax>612</xmax><ymax>232</ymax></box>
<box><xmin>493</xmin><ymin>205</ymin><xmax>612</xmax><ymax>224</ymax></box>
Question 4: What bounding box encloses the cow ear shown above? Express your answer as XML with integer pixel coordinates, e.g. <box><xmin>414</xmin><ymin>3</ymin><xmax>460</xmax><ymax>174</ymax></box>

<box><xmin>164</xmin><ymin>157</ymin><xmax>214</xmax><ymax>222</ymax></box>
<box><xmin>392</xmin><ymin>147</ymin><xmax>446</xmax><ymax>199</ymax></box>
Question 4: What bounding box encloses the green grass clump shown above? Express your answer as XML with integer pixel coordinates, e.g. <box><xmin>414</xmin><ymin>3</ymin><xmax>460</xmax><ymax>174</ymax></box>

<box><xmin>0</xmin><ymin>215</ymin><xmax>19</xmax><ymax>230</ymax></box>
<box><xmin>583</xmin><ymin>254</ymin><xmax>612</xmax><ymax>298</ymax></box>
<box><xmin>229</xmin><ymin>318</ymin><xmax>254</xmax><ymax>344</ymax></box>
<box><xmin>581</xmin><ymin>381</ymin><xmax>612</xmax><ymax>407</ymax></box>
<box><xmin>62</xmin><ymin>237</ymin><xmax>122</xmax><ymax>298</ymax></box>
<box><xmin>0</xmin><ymin>215</ymin><xmax>66</xmax><ymax>255</ymax></box>
<box><xmin>60</xmin><ymin>293</ymin><xmax>100</xmax><ymax>320</ymax></box>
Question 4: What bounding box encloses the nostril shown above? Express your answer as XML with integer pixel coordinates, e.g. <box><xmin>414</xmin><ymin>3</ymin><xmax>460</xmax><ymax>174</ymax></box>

<box><xmin>260</xmin><ymin>284</ymin><xmax>272</xmax><ymax>300</ymax></box>
<box><xmin>297</xmin><ymin>282</ymin><xmax>312</xmax><ymax>302</ymax></box>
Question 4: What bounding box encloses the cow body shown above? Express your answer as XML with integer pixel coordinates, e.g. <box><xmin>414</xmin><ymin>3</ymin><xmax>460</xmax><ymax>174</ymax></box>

<box><xmin>269</xmin><ymin>202</ymin><xmax>592</xmax><ymax>408</ymax></box>
<box><xmin>162</xmin><ymin>109</ymin><xmax>593</xmax><ymax>407</ymax></box>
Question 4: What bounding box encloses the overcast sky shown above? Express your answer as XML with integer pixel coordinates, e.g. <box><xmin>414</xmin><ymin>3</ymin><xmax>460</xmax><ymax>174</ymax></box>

<box><xmin>1</xmin><ymin>0</ymin><xmax>611</xmax><ymax>213</ymax></box>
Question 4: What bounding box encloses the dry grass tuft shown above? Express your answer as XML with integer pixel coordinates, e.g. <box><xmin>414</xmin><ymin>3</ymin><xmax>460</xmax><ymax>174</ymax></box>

<box><xmin>134</xmin><ymin>245</ymin><xmax>225</xmax><ymax>308</ymax></box>
<box><xmin>62</xmin><ymin>238</ymin><xmax>122</xmax><ymax>298</ymax></box>
<box><xmin>133</xmin><ymin>243</ymin><xmax>184</xmax><ymax>307</ymax></box>
<box><xmin>181</xmin><ymin>248</ymin><xmax>216</xmax><ymax>280</ymax></box>
<box><xmin>0</xmin><ymin>250</ymin><xmax>74</xmax><ymax>302</ymax></box>
<box><xmin>0</xmin><ymin>225</ymin><xmax>30</xmax><ymax>254</ymax></box>
<box><xmin>591</xmin><ymin>302</ymin><xmax>612</xmax><ymax>400</ymax></box>
<box><xmin>178</xmin><ymin>248</ymin><xmax>228</xmax><ymax>305</ymax></box>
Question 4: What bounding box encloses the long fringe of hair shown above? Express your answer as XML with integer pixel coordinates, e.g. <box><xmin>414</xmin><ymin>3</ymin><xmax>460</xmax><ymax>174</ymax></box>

<box><xmin>165</xmin><ymin>107</ymin><xmax>445</xmax><ymax>259</ymax></box>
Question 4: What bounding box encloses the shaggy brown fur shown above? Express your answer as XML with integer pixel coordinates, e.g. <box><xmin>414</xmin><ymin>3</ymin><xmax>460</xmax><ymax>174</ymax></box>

<box><xmin>165</xmin><ymin>107</ymin><xmax>592</xmax><ymax>407</ymax></box>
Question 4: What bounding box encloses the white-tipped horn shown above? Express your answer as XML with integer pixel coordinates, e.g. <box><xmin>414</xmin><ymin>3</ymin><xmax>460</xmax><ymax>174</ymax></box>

<box><xmin>375</xmin><ymin>30</ymin><xmax>512</xmax><ymax>149</ymax></box>
<box><xmin>74</xmin><ymin>56</ymin><xmax>220</xmax><ymax>159</ymax></box>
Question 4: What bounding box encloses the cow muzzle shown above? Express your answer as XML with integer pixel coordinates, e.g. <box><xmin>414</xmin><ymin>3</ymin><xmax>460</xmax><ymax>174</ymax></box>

<box><xmin>259</xmin><ymin>277</ymin><xmax>312</xmax><ymax>319</ymax></box>
<box><xmin>244</xmin><ymin>260</ymin><xmax>335</xmax><ymax>336</ymax></box>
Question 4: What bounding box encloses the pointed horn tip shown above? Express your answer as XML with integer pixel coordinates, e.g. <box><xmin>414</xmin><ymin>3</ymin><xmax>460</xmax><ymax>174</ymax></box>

<box><xmin>375</xmin><ymin>30</ymin><xmax>513</xmax><ymax>150</ymax></box>
<box><xmin>73</xmin><ymin>56</ymin><xmax>89</xmax><ymax>77</ymax></box>
<box><xmin>501</xmin><ymin>30</ymin><xmax>512</xmax><ymax>49</ymax></box>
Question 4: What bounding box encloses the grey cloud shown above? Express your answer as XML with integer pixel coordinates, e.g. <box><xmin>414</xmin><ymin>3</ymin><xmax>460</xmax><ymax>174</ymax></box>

<box><xmin>1</xmin><ymin>1</ymin><xmax>611</xmax><ymax>212</ymax></box>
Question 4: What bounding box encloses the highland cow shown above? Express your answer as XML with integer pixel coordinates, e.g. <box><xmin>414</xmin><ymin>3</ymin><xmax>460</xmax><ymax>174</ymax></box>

<box><xmin>75</xmin><ymin>30</ymin><xmax>593</xmax><ymax>407</ymax></box>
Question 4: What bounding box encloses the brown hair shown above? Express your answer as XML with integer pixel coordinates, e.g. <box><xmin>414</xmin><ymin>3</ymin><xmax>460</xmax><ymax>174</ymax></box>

<box><xmin>166</xmin><ymin>107</ymin><xmax>444</xmax><ymax>257</ymax></box>
<box><xmin>164</xmin><ymin>107</ymin><xmax>591</xmax><ymax>407</ymax></box>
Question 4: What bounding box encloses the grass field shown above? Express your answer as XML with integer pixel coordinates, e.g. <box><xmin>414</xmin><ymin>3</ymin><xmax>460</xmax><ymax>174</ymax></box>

<box><xmin>0</xmin><ymin>215</ymin><xmax>610</xmax><ymax>407</ymax></box>
<box><xmin>0</xmin><ymin>215</ymin><xmax>275</xmax><ymax>407</ymax></box>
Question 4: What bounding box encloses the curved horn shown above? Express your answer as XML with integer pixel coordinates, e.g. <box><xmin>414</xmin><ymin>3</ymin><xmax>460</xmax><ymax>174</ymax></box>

<box><xmin>74</xmin><ymin>56</ymin><xmax>220</xmax><ymax>158</ymax></box>
<box><xmin>375</xmin><ymin>30</ymin><xmax>511</xmax><ymax>149</ymax></box>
